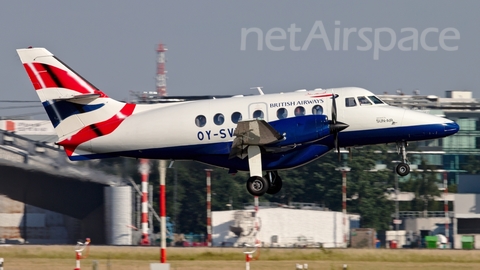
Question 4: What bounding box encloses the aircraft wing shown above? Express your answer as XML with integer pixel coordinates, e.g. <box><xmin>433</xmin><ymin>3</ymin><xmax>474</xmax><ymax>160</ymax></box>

<box><xmin>229</xmin><ymin>119</ymin><xmax>284</xmax><ymax>159</ymax></box>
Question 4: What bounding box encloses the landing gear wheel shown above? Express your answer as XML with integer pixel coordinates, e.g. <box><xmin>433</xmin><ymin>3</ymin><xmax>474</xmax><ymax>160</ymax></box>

<box><xmin>396</xmin><ymin>163</ymin><xmax>410</xmax><ymax>176</ymax></box>
<box><xmin>266</xmin><ymin>172</ymin><xmax>283</xmax><ymax>195</ymax></box>
<box><xmin>246</xmin><ymin>176</ymin><xmax>269</xmax><ymax>196</ymax></box>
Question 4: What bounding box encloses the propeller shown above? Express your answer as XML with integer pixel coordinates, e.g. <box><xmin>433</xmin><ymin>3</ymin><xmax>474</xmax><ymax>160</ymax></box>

<box><xmin>329</xmin><ymin>91</ymin><xmax>349</xmax><ymax>160</ymax></box>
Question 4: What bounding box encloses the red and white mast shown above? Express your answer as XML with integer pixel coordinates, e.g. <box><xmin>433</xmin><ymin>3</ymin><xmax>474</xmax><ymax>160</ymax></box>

<box><xmin>156</xmin><ymin>43</ymin><xmax>167</xmax><ymax>97</ymax></box>
<box><xmin>336</xmin><ymin>166</ymin><xmax>350</xmax><ymax>248</ymax></box>
<box><xmin>156</xmin><ymin>43</ymin><xmax>168</xmax><ymax>264</ymax></box>
<box><xmin>205</xmin><ymin>169</ymin><xmax>213</xmax><ymax>246</ymax></box>
<box><xmin>159</xmin><ymin>160</ymin><xmax>167</xmax><ymax>263</ymax></box>
<box><xmin>139</xmin><ymin>158</ymin><xmax>150</xmax><ymax>245</ymax></box>
<box><xmin>254</xmin><ymin>196</ymin><xmax>259</xmax><ymax>245</ymax></box>
<box><xmin>342</xmin><ymin>170</ymin><xmax>347</xmax><ymax>247</ymax></box>
<box><xmin>444</xmin><ymin>171</ymin><xmax>449</xmax><ymax>245</ymax></box>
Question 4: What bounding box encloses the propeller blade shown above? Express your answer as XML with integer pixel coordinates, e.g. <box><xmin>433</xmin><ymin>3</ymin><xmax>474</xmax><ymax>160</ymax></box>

<box><xmin>331</xmin><ymin>121</ymin><xmax>348</xmax><ymax>160</ymax></box>
<box><xmin>334</xmin><ymin>132</ymin><xmax>340</xmax><ymax>160</ymax></box>
<box><xmin>331</xmin><ymin>91</ymin><xmax>337</xmax><ymax>124</ymax></box>
<box><xmin>328</xmin><ymin>91</ymin><xmax>348</xmax><ymax>161</ymax></box>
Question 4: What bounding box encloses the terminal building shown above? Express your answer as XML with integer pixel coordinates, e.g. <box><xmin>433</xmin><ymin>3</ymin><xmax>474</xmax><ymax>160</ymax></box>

<box><xmin>453</xmin><ymin>175</ymin><xmax>480</xmax><ymax>249</ymax></box>
<box><xmin>378</xmin><ymin>90</ymin><xmax>480</xmax><ymax>248</ymax></box>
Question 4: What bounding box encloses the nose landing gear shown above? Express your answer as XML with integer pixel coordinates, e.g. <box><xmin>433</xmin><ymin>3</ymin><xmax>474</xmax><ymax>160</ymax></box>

<box><xmin>396</xmin><ymin>141</ymin><xmax>410</xmax><ymax>176</ymax></box>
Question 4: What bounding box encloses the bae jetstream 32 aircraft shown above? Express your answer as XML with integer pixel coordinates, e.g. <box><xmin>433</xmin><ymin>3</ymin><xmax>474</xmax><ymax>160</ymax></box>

<box><xmin>16</xmin><ymin>47</ymin><xmax>459</xmax><ymax>196</ymax></box>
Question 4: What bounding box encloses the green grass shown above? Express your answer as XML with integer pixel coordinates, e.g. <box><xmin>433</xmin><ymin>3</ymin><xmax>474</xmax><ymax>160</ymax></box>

<box><xmin>3</xmin><ymin>246</ymin><xmax>480</xmax><ymax>270</ymax></box>
<box><xmin>2</xmin><ymin>246</ymin><xmax>480</xmax><ymax>263</ymax></box>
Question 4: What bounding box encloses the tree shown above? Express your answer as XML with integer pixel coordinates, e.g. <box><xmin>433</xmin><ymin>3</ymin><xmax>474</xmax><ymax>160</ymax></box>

<box><xmin>461</xmin><ymin>155</ymin><xmax>480</xmax><ymax>174</ymax></box>
<box><xmin>400</xmin><ymin>160</ymin><xmax>441</xmax><ymax>213</ymax></box>
<box><xmin>268</xmin><ymin>144</ymin><xmax>395</xmax><ymax>230</ymax></box>
<box><xmin>345</xmin><ymin>145</ymin><xmax>394</xmax><ymax>230</ymax></box>
<box><xmin>89</xmin><ymin>143</ymin><xmax>407</xmax><ymax>233</ymax></box>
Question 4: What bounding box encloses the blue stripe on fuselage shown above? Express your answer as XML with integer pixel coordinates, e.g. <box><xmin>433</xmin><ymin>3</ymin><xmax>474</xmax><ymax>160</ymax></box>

<box><xmin>68</xmin><ymin>123</ymin><xmax>458</xmax><ymax>170</ymax></box>
<box><xmin>68</xmin><ymin>143</ymin><xmax>331</xmax><ymax>171</ymax></box>
<box><xmin>339</xmin><ymin>123</ymin><xmax>457</xmax><ymax>147</ymax></box>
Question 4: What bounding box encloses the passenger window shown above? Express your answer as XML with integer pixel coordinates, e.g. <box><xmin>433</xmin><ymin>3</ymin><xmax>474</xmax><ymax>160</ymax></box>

<box><xmin>213</xmin><ymin>113</ymin><xmax>224</xmax><ymax>125</ymax></box>
<box><xmin>312</xmin><ymin>105</ymin><xmax>323</xmax><ymax>115</ymax></box>
<box><xmin>231</xmin><ymin>112</ymin><xmax>242</xmax><ymax>123</ymax></box>
<box><xmin>195</xmin><ymin>115</ymin><xmax>206</xmax><ymax>127</ymax></box>
<box><xmin>368</xmin><ymin>96</ymin><xmax>384</xmax><ymax>104</ymax></box>
<box><xmin>345</xmin><ymin>97</ymin><xmax>357</xmax><ymax>107</ymax></box>
<box><xmin>253</xmin><ymin>110</ymin><xmax>264</xmax><ymax>119</ymax></box>
<box><xmin>294</xmin><ymin>106</ymin><xmax>306</xmax><ymax>116</ymax></box>
<box><xmin>358</xmin><ymin>96</ymin><xmax>372</xmax><ymax>105</ymax></box>
<box><xmin>276</xmin><ymin>108</ymin><xmax>288</xmax><ymax>119</ymax></box>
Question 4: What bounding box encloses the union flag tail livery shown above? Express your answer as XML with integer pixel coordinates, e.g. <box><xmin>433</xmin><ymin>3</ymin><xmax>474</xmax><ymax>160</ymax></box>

<box><xmin>17</xmin><ymin>48</ymin><xmax>136</xmax><ymax>159</ymax></box>
<box><xmin>16</xmin><ymin>47</ymin><xmax>459</xmax><ymax>196</ymax></box>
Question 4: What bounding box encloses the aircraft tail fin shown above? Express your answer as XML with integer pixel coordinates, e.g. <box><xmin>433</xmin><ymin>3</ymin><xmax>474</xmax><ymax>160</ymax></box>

<box><xmin>16</xmin><ymin>47</ymin><xmax>136</xmax><ymax>158</ymax></box>
<box><xmin>17</xmin><ymin>47</ymin><xmax>109</xmax><ymax>102</ymax></box>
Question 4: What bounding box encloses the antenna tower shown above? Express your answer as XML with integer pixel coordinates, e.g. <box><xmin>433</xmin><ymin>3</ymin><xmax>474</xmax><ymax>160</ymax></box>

<box><xmin>156</xmin><ymin>43</ymin><xmax>168</xmax><ymax>97</ymax></box>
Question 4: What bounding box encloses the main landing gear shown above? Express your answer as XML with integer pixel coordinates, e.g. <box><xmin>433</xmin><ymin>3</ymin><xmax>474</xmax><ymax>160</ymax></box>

<box><xmin>395</xmin><ymin>141</ymin><xmax>410</xmax><ymax>177</ymax></box>
<box><xmin>244</xmin><ymin>146</ymin><xmax>283</xmax><ymax>196</ymax></box>
<box><xmin>246</xmin><ymin>172</ymin><xmax>283</xmax><ymax>196</ymax></box>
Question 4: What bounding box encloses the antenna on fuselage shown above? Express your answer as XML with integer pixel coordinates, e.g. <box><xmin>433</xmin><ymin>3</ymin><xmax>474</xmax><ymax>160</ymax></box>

<box><xmin>250</xmin><ymin>87</ymin><xmax>264</xmax><ymax>95</ymax></box>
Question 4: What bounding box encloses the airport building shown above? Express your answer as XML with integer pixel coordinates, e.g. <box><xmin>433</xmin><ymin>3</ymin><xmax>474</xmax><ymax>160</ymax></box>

<box><xmin>212</xmin><ymin>203</ymin><xmax>360</xmax><ymax>248</ymax></box>
<box><xmin>378</xmin><ymin>90</ymin><xmax>480</xmax><ymax>248</ymax></box>
<box><xmin>453</xmin><ymin>175</ymin><xmax>480</xmax><ymax>249</ymax></box>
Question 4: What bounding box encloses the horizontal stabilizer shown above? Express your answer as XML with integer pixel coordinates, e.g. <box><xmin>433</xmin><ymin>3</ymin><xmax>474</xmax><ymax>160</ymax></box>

<box><xmin>54</xmin><ymin>93</ymin><xmax>101</xmax><ymax>101</ymax></box>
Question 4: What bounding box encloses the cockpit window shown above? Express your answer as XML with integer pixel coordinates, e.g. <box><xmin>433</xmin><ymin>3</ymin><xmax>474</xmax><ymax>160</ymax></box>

<box><xmin>312</xmin><ymin>105</ymin><xmax>323</xmax><ymax>115</ymax></box>
<box><xmin>276</xmin><ymin>108</ymin><xmax>288</xmax><ymax>119</ymax></box>
<box><xmin>195</xmin><ymin>115</ymin><xmax>206</xmax><ymax>127</ymax></box>
<box><xmin>368</xmin><ymin>95</ymin><xmax>385</xmax><ymax>104</ymax></box>
<box><xmin>358</xmin><ymin>96</ymin><xmax>372</xmax><ymax>105</ymax></box>
<box><xmin>231</xmin><ymin>112</ymin><xmax>242</xmax><ymax>123</ymax></box>
<box><xmin>213</xmin><ymin>113</ymin><xmax>224</xmax><ymax>125</ymax></box>
<box><xmin>294</xmin><ymin>106</ymin><xmax>306</xmax><ymax>116</ymax></box>
<box><xmin>253</xmin><ymin>110</ymin><xmax>264</xmax><ymax>119</ymax></box>
<box><xmin>345</xmin><ymin>97</ymin><xmax>357</xmax><ymax>107</ymax></box>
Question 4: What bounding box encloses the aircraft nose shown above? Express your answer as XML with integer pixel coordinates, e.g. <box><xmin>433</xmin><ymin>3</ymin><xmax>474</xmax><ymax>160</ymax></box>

<box><xmin>444</xmin><ymin>121</ymin><xmax>460</xmax><ymax>136</ymax></box>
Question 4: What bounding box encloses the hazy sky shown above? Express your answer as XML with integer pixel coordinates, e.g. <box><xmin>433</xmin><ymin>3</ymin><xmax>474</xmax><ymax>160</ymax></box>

<box><xmin>0</xmin><ymin>1</ymin><xmax>479</xmax><ymax>118</ymax></box>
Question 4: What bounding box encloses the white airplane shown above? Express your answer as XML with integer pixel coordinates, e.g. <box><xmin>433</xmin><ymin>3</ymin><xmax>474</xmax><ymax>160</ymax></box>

<box><xmin>16</xmin><ymin>47</ymin><xmax>459</xmax><ymax>196</ymax></box>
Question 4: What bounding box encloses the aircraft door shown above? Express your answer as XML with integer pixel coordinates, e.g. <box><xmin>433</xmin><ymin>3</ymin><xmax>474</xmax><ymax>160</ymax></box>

<box><xmin>248</xmin><ymin>102</ymin><xmax>269</xmax><ymax>121</ymax></box>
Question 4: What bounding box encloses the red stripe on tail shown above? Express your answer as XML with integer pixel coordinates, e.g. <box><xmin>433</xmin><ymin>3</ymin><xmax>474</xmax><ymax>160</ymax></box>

<box><xmin>23</xmin><ymin>64</ymin><xmax>42</xmax><ymax>90</ymax></box>
<box><xmin>23</xmin><ymin>63</ymin><xmax>108</xmax><ymax>97</ymax></box>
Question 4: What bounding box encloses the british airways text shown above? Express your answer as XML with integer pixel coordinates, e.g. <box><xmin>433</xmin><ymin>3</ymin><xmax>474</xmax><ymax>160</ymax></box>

<box><xmin>269</xmin><ymin>98</ymin><xmax>324</xmax><ymax>108</ymax></box>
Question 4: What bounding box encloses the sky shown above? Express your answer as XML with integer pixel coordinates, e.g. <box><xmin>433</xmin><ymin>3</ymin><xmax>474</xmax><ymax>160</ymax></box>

<box><xmin>0</xmin><ymin>1</ymin><xmax>479</xmax><ymax>118</ymax></box>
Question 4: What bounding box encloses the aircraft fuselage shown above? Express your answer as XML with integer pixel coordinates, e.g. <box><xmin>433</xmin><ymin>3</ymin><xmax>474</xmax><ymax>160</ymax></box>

<box><xmin>80</xmin><ymin>87</ymin><xmax>458</xmax><ymax>172</ymax></box>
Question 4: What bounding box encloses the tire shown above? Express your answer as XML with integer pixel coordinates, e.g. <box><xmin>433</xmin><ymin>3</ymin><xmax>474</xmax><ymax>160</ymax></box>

<box><xmin>396</xmin><ymin>163</ymin><xmax>410</xmax><ymax>176</ymax></box>
<box><xmin>266</xmin><ymin>176</ymin><xmax>283</xmax><ymax>194</ymax></box>
<box><xmin>246</xmin><ymin>176</ymin><xmax>269</xmax><ymax>196</ymax></box>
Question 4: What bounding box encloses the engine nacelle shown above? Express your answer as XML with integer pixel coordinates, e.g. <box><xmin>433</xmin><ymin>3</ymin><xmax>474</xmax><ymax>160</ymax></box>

<box><xmin>268</xmin><ymin>115</ymin><xmax>331</xmax><ymax>147</ymax></box>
